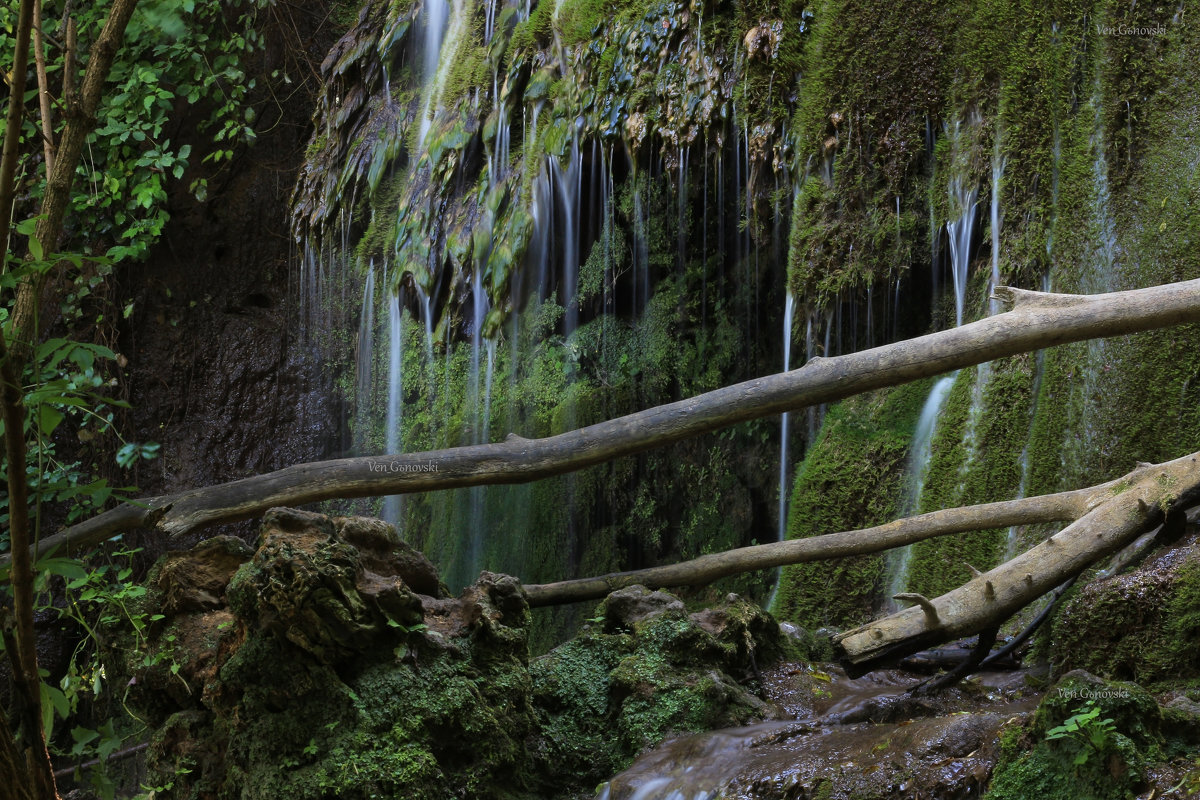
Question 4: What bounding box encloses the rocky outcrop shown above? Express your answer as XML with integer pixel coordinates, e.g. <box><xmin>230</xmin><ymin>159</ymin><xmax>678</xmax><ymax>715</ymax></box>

<box><xmin>110</xmin><ymin>508</ymin><xmax>786</xmax><ymax>799</ymax></box>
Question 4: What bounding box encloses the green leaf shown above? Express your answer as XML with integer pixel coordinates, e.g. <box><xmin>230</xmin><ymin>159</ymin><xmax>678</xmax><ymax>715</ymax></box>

<box><xmin>36</xmin><ymin>557</ymin><xmax>88</xmax><ymax>581</ymax></box>
<box><xmin>38</xmin><ymin>405</ymin><xmax>65</xmax><ymax>436</ymax></box>
<box><xmin>70</xmin><ymin>725</ymin><xmax>100</xmax><ymax>756</ymax></box>
<box><xmin>40</xmin><ymin>683</ymin><xmax>70</xmax><ymax>739</ymax></box>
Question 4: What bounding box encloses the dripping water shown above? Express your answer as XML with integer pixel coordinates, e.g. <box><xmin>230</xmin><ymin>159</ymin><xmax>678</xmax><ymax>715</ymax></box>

<box><xmin>886</xmin><ymin>374</ymin><xmax>955</xmax><ymax>606</ymax></box>
<box><xmin>886</xmin><ymin>169</ymin><xmax>979</xmax><ymax>599</ymax></box>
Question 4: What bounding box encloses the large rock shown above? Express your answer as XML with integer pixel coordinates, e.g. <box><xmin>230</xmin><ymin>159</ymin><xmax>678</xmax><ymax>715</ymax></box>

<box><xmin>528</xmin><ymin>585</ymin><xmax>786</xmax><ymax>792</ymax></box>
<box><xmin>112</xmin><ymin>512</ymin><xmax>788</xmax><ymax>800</ymax></box>
<box><xmin>986</xmin><ymin>671</ymin><xmax>1164</xmax><ymax>800</ymax></box>
<box><xmin>1050</xmin><ymin>533</ymin><xmax>1200</xmax><ymax>685</ymax></box>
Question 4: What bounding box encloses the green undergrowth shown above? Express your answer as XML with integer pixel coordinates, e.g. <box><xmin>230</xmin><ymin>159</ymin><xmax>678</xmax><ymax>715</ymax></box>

<box><xmin>529</xmin><ymin>586</ymin><xmax>788</xmax><ymax>791</ymax></box>
<box><xmin>116</xmin><ymin>522</ymin><xmax>791</xmax><ymax>800</ymax></box>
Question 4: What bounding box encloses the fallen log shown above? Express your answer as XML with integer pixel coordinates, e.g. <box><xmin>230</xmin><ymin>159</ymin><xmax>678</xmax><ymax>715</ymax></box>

<box><xmin>834</xmin><ymin>454</ymin><xmax>1200</xmax><ymax>677</ymax></box>
<box><xmin>523</xmin><ymin>483</ymin><xmax>1098</xmax><ymax>606</ymax></box>
<box><xmin>15</xmin><ymin>278</ymin><xmax>1200</xmax><ymax>561</ymax></box>
<box><xmin>898</xmin><ymin>644</ymin><xmax>1019</xmax><ymax>673</ymax></box>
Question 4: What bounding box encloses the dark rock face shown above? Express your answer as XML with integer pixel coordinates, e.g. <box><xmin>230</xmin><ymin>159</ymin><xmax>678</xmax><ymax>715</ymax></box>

<box><xmin>113</xmin><ymin>4</ymin><xmax>341</xmax><ymax>550</ymax></box>
<box><xmin>112</xmin><ymin>509</ymin><xmax>785</xmax><ymax>800</ymax></box>
<box><xmin>154</xmin><ymin>536</ymin><xmax>255</xmax><ymax>616</ymax></box>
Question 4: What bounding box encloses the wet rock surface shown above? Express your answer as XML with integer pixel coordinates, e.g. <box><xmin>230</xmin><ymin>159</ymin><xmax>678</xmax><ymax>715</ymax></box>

<box><xmin>599</xmin><ymin>666</ymin><xmax>1038</xmax><ymax>800</ymax></box>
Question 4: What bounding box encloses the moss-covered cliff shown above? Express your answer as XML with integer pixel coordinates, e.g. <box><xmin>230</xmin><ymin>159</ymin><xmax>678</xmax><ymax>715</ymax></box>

<box><xmin>776</xmin><ymin>0</ymin><xmax>1200</xmax><ymax>627</ymax></box>
<box><xmin>290</xmin><ymin>0</ymin><xmax>1200</xmax><ymax>636</ymax></box>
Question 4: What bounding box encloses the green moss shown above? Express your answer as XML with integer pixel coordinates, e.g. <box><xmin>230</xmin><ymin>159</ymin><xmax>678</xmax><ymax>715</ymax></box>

<box><xmin>986</xmin><ymin>673</ymin><xmax>1163</xmax><ymax>800</ymax></box>
<box><xmin>528</xmin><ymin>589</ymin><xmax>780</xmax><ymax>790</ymax></box>
<box><xmin>1049</xmin><ymin>559</ymin><xmax>1200</xmax><ymax>687</ymax></box>
<box><xmin>772</xmin><ymin>380</ymin><xmax>931</xmax><ymax>628</ymax></box>
<box><xmin>907</xmin><ymin>353</ymin><xmax>1034</xmax><ymax>596</ymax></box>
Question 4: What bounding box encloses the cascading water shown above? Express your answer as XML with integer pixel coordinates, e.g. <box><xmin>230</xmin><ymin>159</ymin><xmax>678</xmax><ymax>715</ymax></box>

<box><xmin>989</xmin><ymin>134</ymin><xmax>1005</xmax><ymax>316</ymax></box>
<box><xmin>294</xmin><ymin>0</ymin><xmax>798</xmax><ymax>601</ymax></box>
<box><xmin>947</xmin><ymin>177</ymin><xmax>979</xmax><ymax>328</ymax></box>
<box><xmin>1005</xmin><ymin>271</ymin><xmax>1052</xmax><ymax>558</ymax></box>
<box><xmin>769</xmin><ymin>292</ymin><xmax>796</xmax><ymax>608</ymax></box>
<box><xmin>417</xmin><ymin>0</ymin><xmax>455</xmax><ymax>147</ymax></box>
<box><xmin>355</xmin><ymin>262</ymin><xmax>377</xmax><ymax>444</ymax></box>
<box><xmin>1062</xmin><ymin>87</ymin><xmax>1121</xmax><ymax>482</ymax></box>
<box><xmin>383</xmin><ymin>285</ymin><xmax>405</xmax><ymax>524</ymax></box>
<box><xmin>886</xmin><ymin>374</ymin><xmax>955</xmax><ymax>605</ymax></box>
<box><xmin>885</xmin><ymin>167</ymin><xmax>979</xmax><ymax>601</ymax></box>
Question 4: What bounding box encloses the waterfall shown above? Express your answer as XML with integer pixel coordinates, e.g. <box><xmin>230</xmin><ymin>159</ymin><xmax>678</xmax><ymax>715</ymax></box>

<box><xmin>989</xmin><ymin>133</ymin><xmax>1005</xmax><ymax>315</ymax></box>
<box><xmin>556</xmin><ymin>140</ymin><xmax>583</xmax><ymax>338</ymax></box>
<box><xmin>293</xmin><ymin>0</ymin><xmax>801</xmax><ymax>600</ymax></box>
<box><xmin>413</xmin><ymin>282</ymin><xmax>435</xmax><ymax>365</ymax></box>
<box><xmin>946</xmin><ymin>177</ymin><xmax>979</xmax><ymax>328</ymax></box>
<box><xmin>355</xmin><ymin>262</ymin><xmax>376</xmax><ymax>448</ymax></box>
<box><xmin>886</xmin><ymin>172</ymin><xmax>979</xmax><ymax>600</ymax></box>
<box><xmin>886</xmin><ymin>374</ymin><xmax>956</xmax><ymax>606</ymax></box>
<box><xmin>1005</xmin><ymin>273</ymin><xmax>1051</xmax><ymax>558</ymax></box>
<box><xmin>383</xmin><ymin>287</ymin><xmax>405</xmax><ymax>524</ymax></box>
<box><xmin>466</xmin><ymin>268</ymin><xmax>489</xmax><ymax>576</ymax></box>
<box><xmin>418</xmin><ymin>0</ymin><xmax>467</xmax><ymax>148</ymax></box>
<box><xmin>1065</xmin><ymin>88</ymin><xmax>1120</xmax><ymax>482</ymax></box>
<box><xmin>769</xmin><ymin>293</ymin><xmax>796</xmax><ymax>608</ymax></box>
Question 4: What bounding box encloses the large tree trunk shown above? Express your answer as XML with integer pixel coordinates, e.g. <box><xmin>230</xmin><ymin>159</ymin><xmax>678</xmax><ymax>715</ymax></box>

<box><xmin>15</xmin><ymin>278</ymin><xmax>1200</xmax><ymax>561</ymax></box>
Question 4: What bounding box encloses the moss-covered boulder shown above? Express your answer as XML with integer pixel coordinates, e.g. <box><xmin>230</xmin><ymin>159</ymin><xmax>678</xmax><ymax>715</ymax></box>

<box><xmin>129</xmin><ymin>508</ymin><xmax>534</xmax><ymax>800</ymax></box>
<box><xmin>985</xmin><ymin>671</ymin><xmax>1162</xmax><ymax>800</ymax></box>
<box><xmin>114</xmin><ymin>511</ymin><xmax>788</xmax><ymax>799</ymax></box>
<box><xmin>528</xmin><ymin>585</ymin><xmax>785</xmax><ymax>793</ymax></box>
<box><xmin>1048</xmin><ymin>534</ymin><xmax>1200</xmax><ymax>686</ymax></box>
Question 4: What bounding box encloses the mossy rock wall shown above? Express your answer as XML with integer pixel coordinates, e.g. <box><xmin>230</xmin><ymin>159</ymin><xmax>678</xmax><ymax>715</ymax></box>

<box><xmin>1046</xmin><ymin>534</ymin><xmax>1200</xmax><ymax>687</ymax></box>
<box><xmin>771</xmin><ymin>381</ymin><xmax>930</xmax><ymax>627</ymax></box>
<box><xmin>775</xmin><ymin>0</ymin><xmax>1200</xmax><ymax>623</ymax></box>
<box><xmin>294</xmin><ymin>0</ymin><xmax>1200</xmax><ymax>635</ymax></box>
